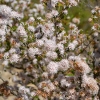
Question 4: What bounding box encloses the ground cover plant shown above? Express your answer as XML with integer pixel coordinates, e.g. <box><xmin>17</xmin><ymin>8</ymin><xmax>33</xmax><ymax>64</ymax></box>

<box><xmin>0</xmin><ymin>0</ymin><xmax>100</xmax><ymax>100</ymax></box>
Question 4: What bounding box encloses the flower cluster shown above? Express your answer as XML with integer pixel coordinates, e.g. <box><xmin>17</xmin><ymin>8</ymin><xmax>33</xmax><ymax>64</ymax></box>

<box><xmin>0</xmin><ymin>0</ymin><xmax>99</xmax><ymax>100</ymax></box>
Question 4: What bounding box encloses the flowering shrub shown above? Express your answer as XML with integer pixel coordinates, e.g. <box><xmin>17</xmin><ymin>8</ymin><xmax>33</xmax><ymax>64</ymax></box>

<box><xmin>0</xmin><ymin>0</ymin><xmax>100</xmax><ymax>100</ymax></box>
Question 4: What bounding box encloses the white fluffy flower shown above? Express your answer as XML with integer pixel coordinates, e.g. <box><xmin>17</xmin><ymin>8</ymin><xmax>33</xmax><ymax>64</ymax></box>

<box><xmin>42</xmin><ymin>22</ymin><xmax>55</xmax><ymax>37</ymax></box>
<box><xmin>33</xmin><ymin>59</ymin><xmax>37</xmax><ymax>64</ymax></box>
<box><xmin>74</xmin><ymin>59</ymin><xmax>91</xmax><ymax>74</ymax></box>
<box><xmin>68</xmin><ymin>40</ymin><xmax>78</xmax><ymax>50</ymax></box>
<box><xmin>82</xmin><ymin>74</ymin><xmax>99</xmax><ymax>95</ymax></box>
<box><xmin>35</xmin><ymin>4</ymin><xmax>44</xmax><ymax>11</ymax></box>
<box><xmin>63</xmin><ymin>10</ymin><xmax>68</xmax><ymax>15</ymax></box>
<box><xmin>36</xmin><ymin>40</ymin><xmax>44</xmax><ymax>47</ymax></box>
<box><xmin>73</xmin><ymin>40</ymin><xmax>78</xmax><ymax>45</ymax></box>
<box><xmin>44</xmin><ymin>39</ymin><xmax>56</xmax><ymax>51</ymax></box>
<box><xmin>28</xmin><ymin>47</ymin><xmax>41</xmax><ymax>59</ymax></box>
<box><xmin>9</xmin><ymin>48</ymin><xmax>16</xmax><ymax>54</ymax></box>
<box><xmin>47</xmin><ymin>61</ymin><xmax>59</xmax><ymax>74</ymax></box>
<box><xmin>0</xmin><ymin>29</ymin><xmax>6</xmax><ymax>36</ymax></box>
<box><xmin>59</xmin><ymin>59</ymin><xmax>69</xmax><ymax>71</ymax></box>
<box><xmin>4</xmin><ymin>52</ymin><xmax>9</xmax><ymax>59</ymax></box>
<box><xmin>0</xmin><ymin>36</ymin><xmax>6</xmax><ymax>42</ymax></box>
<box><xmin>34</xmin><ymin>4</ymin><xmax>45</xmax><ymax>15</ymax></box>
<box><xmin>17</xmin><ymin>25</ymin><xmax>27</xmax><ymax>37</ymax></box>
<box><xmin>46</xmin><ymin>51</ymin><xmax>57</xmax><ymax>60</ymax></box>
<box><xmin>57</xmin><ymin>43</ymin><xmax>65</xmax><ymax>55</ymax></box>
<box><xmin>69</xmin><ymin>23</ymin><xmax>77</xmax><ymax>29</ymax></box>
<box><xmin>2</xmin><ymin>60</ymin><xmax>9</xmax><ymax>66</ymax></box>
<box><xmin>91</xmin><ymin>9</ymin><xmax>96</xmax><ymax>14</ymax></box>
<box><xmin>0</xmin><ymin>47</ymin><xmax>5</xmax><ymax>52</ymax></box>
<box><xmin>51</xmin><ymin>0</ymin><xmax>63</xmax><ymax>7</ymax></box>
<box><xmin>68</xmin><ymin>0</ymin><xmax>79</xmax><ymax>7</ymax></box>
<box><xmin>28</xmin><ymin>26</ymin><xmax>35</xmax><ymax>32</ymax></box>
<box><xmin>93</xmin><ymin>32</ymin><xmax>98</xmax><ymax>37</ymax></box>
<box><xmin>72</xmin><ymin>17</ymin><xmax>80</xmax><ymax>24</ymax></box>
<box><xmin>0</xmin><ymin>5</ymin><xmax>21</xmax><ymax>19</ymax></box>
<box><xmin>57</xmin><ymin>31</ymin><xmax>65</xmax><ymax>40</ymax></box>
<box><xmin>10</xmin><ymin>54</ymin><xmax>19</xmax><ymax>63</ymax></box>
<box><xmin>60</xmin><ymin>79</ymin><xmax>70</xmax><ymax>87</ymax></box>
<box><xmin>28</xmin><ymin>17</ymin><xmax>35</xmax><ymax>23</ymax></box>
<box><xmin>44</xmin><ymin>58</ymin><xmax>51</xmax><ymax>64</ymax></box>
<box><xmin>10</xmin><ymin>11</ymin><xmax>22</xmax><ymax>18</ymax></box>
<box><xmin>45</xmin><ymin>13</ymin><xmax>53</xmax><ymax>19</ymax></box>
<box><xmin>91</xmin><ymin>25</ymin><xmax>97</xmax><ymax>31</ymax></box>
<box><xmin>0</xmin><ymin>5</ymin><xmax>12</xmax><ymax>17</ymax></box>
<box><xmin>19</xmin><ymin>86</ymin><xmax>30</xmax><ymax>94</ymax></box>
<box><xmin>0</xmin><ymin>18</ymin><xmax>8</xmax><ymax>25</ymax></box>
<box><xmin>51</xmin><ymin>10</ymin><xmax>58</xmax><ymax>16</ymax></box>
<box><xmin>42</xmin><ymin>72</ymin><xmax>48</xmax><ymax>79</ymax></box>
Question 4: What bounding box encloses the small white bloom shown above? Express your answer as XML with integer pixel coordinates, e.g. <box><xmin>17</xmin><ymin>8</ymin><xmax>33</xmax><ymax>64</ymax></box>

<box><xmin>91</xmin><ymin>9</ymin><xmax>96</xmax><ymax>14</ymax></box>
<box><xmin>51</xmin><ymin>10</ymin><xmax>58</xmax><ymax>16</ymax></box>
<box><xmin>28</xmin><ymin>47</ymin><xmax>41</xmax><ymax>59</ymax></box>
<box><xmin>44</xmin><ymin>39</ymin><xmax>56</xmax><ymax>51</ymax></box>
<box><xmin>0</xmin><ymin>36</ymin><xmax>6</xmax><ymax>42</ymax></box>
<box><xmin>44</xmin><ymin>58</ymin><xmax>51</xmax><ymax>64</ymax></box>
<box><xmin>0</xmin><ymin>5</ymin><xmax>12</xmax><ymax>17</ymax></box>
<box><xmin>61</xmin><ymin>79</ymin><xmax>70</xmax><ymax>87</ymax></box>
<box><xmin>28</xmin><ymin>26</ymin><xmax>35</xmax><ymax>32</ymax></box>
<box><xmin>4</xmin><ymin>52</ymin><xmax>9</xmax><ymax>59</ymax></box>
<box><xmin>28</xmin><ymin>17</ymin><xmax>35</xmax><ymax>22</ymax></box>
<box><xmin>41</xmin><ymin>22</ymin><xmax>55</xmax><ymax>37</ymax></box>
<box><xmin>17</xmin><ymin>25</ymin><xmax>27</xmax><ymax>37</ymax></box>
<box><xmin>19</xmin><ymin>86</ymin><xmax>30</xmax><ymax>94</ymax></box>
<box><xmin>0</xmin><ymin>18</ymin><xmax>7</xmax><ymax>25</ymax></box>
<box><xmin>33</xmin><ymin>59</ymin><xmax>37</xmax><ymax>64</ymax></box>
<box><xmin>42</xmin><ymin>72</ymin><xmax>48</xmax><ymax>79</ymax></box>
<box><xmin>0</xmin><ymin>47</ymin><xmax>5</xmax><ymax>52</ymax></box>
<box><xmin>36</xmin><ymin>40</ymin><xmax>44</xmax><ymax>47</ymax></box>
<box><xmin>91</xmin><ymin>26</ymin><xmax>97</xmax><ymax>31</ymax></box>
<box><xmin>10</xmin><ymin>54</ymin><xmax>19</xmax><ymax>63</ymax></box>
<box><xmin>9</xmin><ymin>48</ymin><xmax>16</xmax><ymax>54</ymax></box>
<box><xmin>72</xmin><ymin>17</ymin><xmax>80</xmax><ymax>24</ymax></box>
<box><xmin>47</xmin><ymin>61</ymin><xmax>59</xmax><ymax>74</ymax></box>
<box><xmin>68</xmin><ymin>43</ymin><xmax>75</xmax><ymax>50</ymax></box>
<box><xmin>45</xmin><ymin>13</ymin><xmax>53</xmax><ymax>19</ymax></box>
<box><xmin>68</xmin><ymin>0</ymin><xmax>78</xmax><ymax>7</ymax></box>
<box><xmin>2</xmin><ymin>60</ymin><xmax>9</xmax><ymax>66</ymax></box>
<box><xmin>69</xmin><ymin>23</ymin><xmax>77</xmax><ymax>29</ymax></box>
<box><xmin>82</xmin><ymin>74</ymin><xmax>99</xmax><ymax>95</ymax></box>
<box><xmin>74</xmin><ymin>59</ymin><xmax>91</xmax><ymax>74</ymax></box>
<box><xmin>59</xmin><ymin>59</ymin><xmax>69</xmax><ymax>71</ymax></box>
<box><xmin>93</xmin><ymin>32</ymin><xmax>98</xmax><ymax>37</ymax></box>
<box><xmin>57</xmin><ymin>43</ymin><xmax>65</xmax><ymax>55</ymax></box>
<box><xmin>73</xmin><ymin>40</ymin><xmax>78</xmax><ymax>45</ymax></box>
<box><xmin>68</xmin><ymin>40</ymin><xmax>78</xmax><ymax>50</ymax></box>
<box><xmin>51</xmin><ymin>0</ymin><xmax>63</xmax><ymax>7</ymax></box>
<box><xmin>63</xmin><ymin>10</ymin><xmax>68</xmax><ymax>15</ymax></box>
<box><xmin>57</xmin><ymin>23</ymin><xmax>63</xmax><ymax>28</ymax></box>
<box><xmin>11</xmin><ymin>11</ymin><xmax>22</xmax><ymax>18</ymax></box>
<box><xmin>0</xmin><ymin>29</ymin><xmax>6</xmax><ymax>36</ymax></box>
<box><xmin>46</xmin><ymin>51</ymin><xmax>57</xmax><ymax>60</ymax></box>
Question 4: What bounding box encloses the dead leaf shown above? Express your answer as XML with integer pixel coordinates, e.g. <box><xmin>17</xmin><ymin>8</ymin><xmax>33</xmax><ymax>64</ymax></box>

<box><xmin>27</xmin><ymin>83</ymin><xmax>38</xmax><ymax>90</ymax></box>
